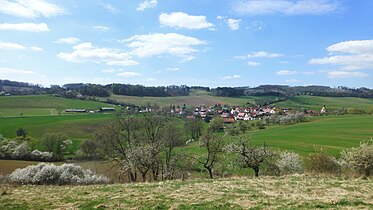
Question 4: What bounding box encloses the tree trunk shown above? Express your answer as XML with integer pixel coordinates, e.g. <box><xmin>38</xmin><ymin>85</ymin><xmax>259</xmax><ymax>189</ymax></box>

<box><xmin>207</xmin><ymin>167</ymin><xmax>213</xmax><ymax>179</ymax></box>
<box><xmin>253</xmin><ymin>167</ymin><xmax>259</xmax><ymax>177</ymax></box>
<box><xmin>141</xmin><ymin>173</ymin><xmax>147</xmax><ymax>182</ymax></box>
<box><xmin>128</xmin><ymin>171</ymin><xmax>136</xmax><ymax>182</ymax></box>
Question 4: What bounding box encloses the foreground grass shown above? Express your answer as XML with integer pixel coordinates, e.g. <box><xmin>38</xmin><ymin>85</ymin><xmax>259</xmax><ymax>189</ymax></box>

<box><xmin>1</xmin><ymin>176</ymin><xmax>372</xmax><ymax>209</ymax></box>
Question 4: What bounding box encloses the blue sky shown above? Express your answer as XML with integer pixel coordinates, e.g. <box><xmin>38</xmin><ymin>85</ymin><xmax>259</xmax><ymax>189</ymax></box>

<box><xmin>0</xmin><ymin>0</ymin><xmax>372</xmax><ymax>88</ymax></box>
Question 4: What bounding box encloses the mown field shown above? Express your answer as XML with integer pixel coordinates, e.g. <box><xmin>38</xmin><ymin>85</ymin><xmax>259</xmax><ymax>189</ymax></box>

<box><xmin>1</xmin><ymin>176</ymin><xmax>372</xmax><ymax>209</ymax></box>
<box><xmin>106</xmin><ymin>94</ymin><xmax>267</xmax><ymax>107</ymax></box>
<box><xmin>274</xmin><ymin>95</ymin><xmax>373</xmax><ymax>112</ymax></box>
<box><xmin>0</xmin><ymin>95</ymin><xmax>114</xmax><ymax>117</ymax></box>
<box><xmin>250</xmin><ymin>115</ymin><xmax>373</xmax><ymax>156</ymax></box>
<box><xmin>0</xmin><ymin>114</ymin><xmax>113</xmax><ymax>139</ymax></box>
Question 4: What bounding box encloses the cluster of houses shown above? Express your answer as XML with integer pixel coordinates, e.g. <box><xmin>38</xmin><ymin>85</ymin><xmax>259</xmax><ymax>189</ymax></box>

<box><xmin>64</xmin><ymin>107</ymin><xmax>115</xmax><ymax>113</ymax></box>
<box><xmin>184</xmin><ymin>105</ymin><xmax>279</xmax><ymax>123</ymax></box>
<box><xmin>177</xmin><ymin>104</ymin><xmax>326</xmax><ymax>123</ymax></box>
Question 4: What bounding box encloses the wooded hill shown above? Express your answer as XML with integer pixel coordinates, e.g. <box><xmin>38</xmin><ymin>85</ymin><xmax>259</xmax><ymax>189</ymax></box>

<box><xmin>1</xmin><ymin>79</ymin><xmax>373</xmax><ymax>98</ymax></box>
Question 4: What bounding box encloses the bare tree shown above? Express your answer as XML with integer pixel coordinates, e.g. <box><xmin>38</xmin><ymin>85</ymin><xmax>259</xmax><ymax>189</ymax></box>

<box><xmin>188</xmin><ymin>134</ymin><xmax>225</xmax><ymax>178</ymax></box>
<box><xmin>80</xmin><ymin>139</ymin><xmax>97</xmax><ymax>158</ymax></box>
<box><xmin>226</xmin><ymin>137</ymin><xmax>273</xmax><ymax>177</ymax></box>
<box><xmin>162</xmin><ymin>123</ymin><xmax>184</xmax><ymax>180</ymax></box>
<box><xmin>185</xmin><ymin>117</ymin><xmax>203</xmax><ymax>140</ymax></box>
<box><xmin>95</xmin><ymin>111</ymin><xmax>139</xmax><ymax>182</ymax></box>
<box><xmin>140</xmin><ymin>113</ymin><xmax>166</xmax><ymax>181</ymax></box>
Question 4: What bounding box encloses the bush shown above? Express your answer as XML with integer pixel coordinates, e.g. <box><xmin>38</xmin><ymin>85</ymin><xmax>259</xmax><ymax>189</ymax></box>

<box><xmin>275</xmin><ymin>151</ymin><xmax>303</xmax><ymax>175</ymax></box>
<box><xmin>341</xmin><ymin>139</ymin><xmax>373</xmax><ymax>177</ymax></box>
<box><xmin>9</xmin><ymin>163</ymin><xmax>109</xmax><ymax>185</ymax></box>
<box><xmin>305</xmin><ymin>151</ymin><xmax>341</xmax><ymax>175</ymax></box>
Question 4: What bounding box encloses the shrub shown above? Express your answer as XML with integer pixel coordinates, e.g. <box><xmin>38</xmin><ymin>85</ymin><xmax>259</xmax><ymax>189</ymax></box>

<box><xmin>341</xmin><ymin>139</ymin><xmax>373</xmax><ymax>177</ymax></box>
<box><xmin>276</xmin><ymin>151</ymin><xmax>303</xmax><ymax>175</ymax></box>
<box><xmin>30</xmin><ymin>150</ymin><xmax>53</xmax><ymax>161</ymax></box>
<box><xmin>12</xmin><ymin>142</ymin><xmax>29</xmax><ymax>159</ymax></box>
<box><xmin>305</xmin><ymin>151</ymin><xmax>341</xmax><ymax>175</ymax></box>
<box><xmin>9</xmin><ymin>163</ymin><xmax>109</xmax><ymax>185</ymax></box>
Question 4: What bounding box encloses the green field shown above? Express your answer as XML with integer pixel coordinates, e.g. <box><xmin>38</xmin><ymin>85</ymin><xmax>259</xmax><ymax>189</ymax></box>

<box><xmin>0</xmin><ymin>95</ymin><xmax>372</xmax><ymax>156</ymax></box>
<box><xmin>0</xmin><ymin>95</ymin><xmax>114</xmax><ymax>117</ymax></box>
<box><xmin>1</xmin><ymin>176</ymin><xmax>372</xmax><ymax>209</ymax></box>
<box><xmin>250</xmin><ymin>115</ymin><xmax>373</xmax><ymax>156</ymax></box>
<box><xmin>107</xmin><ymin>94</ymin><xmax>258</xmax><ymax>107</ymax></box>
<box><xmin>0</xmin><ymin>114</ymin><xmax>113</xmax><ymax>139</ymax></box>
<box><xmin>274</xmin><ymin>95</ymin><xmax>373</xmax><ymax>111</ymax></box>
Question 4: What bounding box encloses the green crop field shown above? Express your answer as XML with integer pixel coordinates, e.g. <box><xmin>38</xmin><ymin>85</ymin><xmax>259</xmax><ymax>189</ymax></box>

<box><xmin>249</xmin><ymin>115</ymin><xmax>373</xmax><ymax>156</ymax></box>
<box><xmin>0</xmin><ymin>114</ymin><xmax>113</xmax><ymax>139</ymax></box>
<box><xmin>1</xmin><ymin>176</ymin><xmax>372</xmax><ymax>209</ymax></box>
<box><xmin>0</xmin><ymin>95</ymin><xmax>114</xmax><ymax>117</ymax></box>
<box><xmin>274</xmin><ymin>95</ymin><xmax>373</xmax><ymax>111</ymax></box>
<box><xmin>106</xmin><ymin>94</ymin><xmax>275</xmax><ymax>107</ymax></box>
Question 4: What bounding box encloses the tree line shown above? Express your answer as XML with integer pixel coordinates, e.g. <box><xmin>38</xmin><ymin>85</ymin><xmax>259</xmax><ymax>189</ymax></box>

<box><xmin>2</xmin><ymin>79</ymin><xmax>373</xmax><ymax>98</ymax></box>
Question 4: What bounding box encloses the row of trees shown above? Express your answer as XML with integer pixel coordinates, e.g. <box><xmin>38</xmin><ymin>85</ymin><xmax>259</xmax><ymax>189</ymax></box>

<box><xmin>96</xmin><ymin>111</ymin><xmax>373</xmax><ymax>181</ymax></box>
<box><xmin>0</xmin><ymin>132</ymin><xmax>72</xmax><ymax>162</ymax></box>
<box><xmin>217</xmin><ymin>85</ymin><xmax>373</xmax><ymax>98</ymax></box>
<box><xmin>3</xmin><ymin>78</ymin><xmax>373</xmax><ymax>99</ymax></box>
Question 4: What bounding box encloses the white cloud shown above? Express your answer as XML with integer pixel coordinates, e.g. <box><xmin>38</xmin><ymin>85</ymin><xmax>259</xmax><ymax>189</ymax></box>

<box><xmin>310</xmin><ymin>40</ymin><xmax>373</xmax><ymax>71</ymax></box>
<box><xmin>55</xmin><ymin>37</ymin><xmax>81</xmax><ymax>44</ymax></box>
<box><xmin>222</xmin><ymin>74</ymin><xmax>241</xmax><ymax>80</ymax></box>
<box><xmin>124</xmin><ymin>33</ymin><xmax>205</xmax><ymax>61</ymax></box>
<box><xmin>0</xmin><ymin>67</ymin><xmax>35</xmax><ymax>75</ymax></box>
<box><xmin>237</xmin><ymin>51</ymin><xmax>283</xmax><ymax>59</ymax></box>
<box><xmin>227</xmin><ymin>18</ymin><xmax>241</xmax><ymax>31</ymax></box>
<box><xmin>247</xmin><ymin>21</ymin><xmax>266</xmax><ymax>31</ymax></box>
<box><xmin>117</xmin><ymin>72</ymin><xmax>141</xmax><ymax>77</ymax></box>
<box><xmin>327</xmin><ymin>71</ymin><xmax>369</xmax><ymax>78</ymax></box>
<box><xmin>101</xmin><ymin>69</ymin><xmax>117</xmax><ymax>73</ymax></box>
<box><xmin>247</xmin><ymin>61</ymin><xmax>260</xmax><ymax>66</ymax></box>
<box><xmin>0</xmin><ymin>41</ymin><xmax>26</xmax><ymax>50</ymax></box>
<box><xmin>232</xmin><ymin>0</ymin><xmax>339</xmax><ymax>16</ymax></box>
<box><xmin>0</xmin><ymin>41</ymin><xmax>43</xmax><ymax>51</ymax></box>
<box><xmin>57</xmin><ymin>42</ymin><xmax>139</xmax><ymax>66</ymax></box>
<box><xmin>103</xmin><ymin>3</ymin><xmax>119</xmax><ymax>14</ymax></box>
<box><xmin>166</xmin><ymin>67</ymin><xmax>180</xmax><ymax>71</ymax></box>
<box><xmin>159</xmin><ymin>12</ymin><xmax>214</xmax><ymax>30</ymax></box>
<box><xmin>0</xmin><ymin>0</ymin><xmax>65</xmax><ymax>18</ymax></box>
<box><xmin>93</xmin><ymin>25</ymin><xmax>111</xmax><ymax>32</ymax></box>
<box><xmin>285</xmin><ymin>79</ymin><xmax>300</xmax><ymax>83</ymax></box>
<box><xmin>0</xmin><ymin>23</ymin><xmax>49</xmax><ymax>32</ymax></box>
<box><xmin>276</xmin><ymin>70</ymin><xmax>297</xmax><ymax>75</ymax></box>
<box><xmin>30</xmin><ymin>46</ymin><xmax>43</xmax><ymax>51</ymax></box>
<box><xmin>137</xmin><ymin>0</ymin><xmax>157</xmax><ymax>11</ymax></box>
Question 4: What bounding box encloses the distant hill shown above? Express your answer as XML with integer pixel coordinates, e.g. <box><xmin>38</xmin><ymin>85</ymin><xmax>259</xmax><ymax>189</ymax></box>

<box><xmin>1</xmin><ymin>79</ymin><xmax>372</xmax><ymax>99</ymax></box>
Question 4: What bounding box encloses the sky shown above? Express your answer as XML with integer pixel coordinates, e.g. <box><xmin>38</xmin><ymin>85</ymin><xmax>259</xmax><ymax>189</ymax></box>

<box><xmin>0</xmin><ymin>0</ymin><xmax>373</xmax><ymax>88</ymax></box>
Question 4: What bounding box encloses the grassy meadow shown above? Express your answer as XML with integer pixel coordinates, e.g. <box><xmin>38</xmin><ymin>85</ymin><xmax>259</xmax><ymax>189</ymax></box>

<box><xmin>274</xmin><ymin>95</ymin><xmax>373</xmax><ymax>112</ymax></box>
<box><xmin>0</xmin><ymin>95</ymin><xmax>114</xmax><ymax>117</ymax></box>
<box><xmin>1</xmin><ymin>176</ymin><xmax>372</xmax><ymax>209</ymax></box>
<box><xmin>250</xmin><ymin>115</ymin><xmax>373</xmax><ymax>156</ymax></box>
<box><xmin>0</xmin><ymin>114</ymin><xmax>113</xmax><ymax>139</ymax></box>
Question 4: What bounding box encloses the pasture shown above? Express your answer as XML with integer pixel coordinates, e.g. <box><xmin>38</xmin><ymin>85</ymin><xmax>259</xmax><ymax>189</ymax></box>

<box><xmin>250</xmin><ymin>115</ymin><xmax>373</xmax><ymax>156</ymax></box>
<box><xmin>0</xmin><ymin>114</ymin><xmax>113</xmax><ymax>139</ymax></box>
<box><xmin>274</xmin><ymin>95</ymin><xmax>373</xmax><ymax>112</ymax></box>
<box><xmin>1</xmin><ymin>176</ymin><xmax>372</xmax><ymax>209</ymax></box>
<box><xmin>0</xmin><ymin>95</ymin><xmax>114</xmax><ymax>117</ymax></box>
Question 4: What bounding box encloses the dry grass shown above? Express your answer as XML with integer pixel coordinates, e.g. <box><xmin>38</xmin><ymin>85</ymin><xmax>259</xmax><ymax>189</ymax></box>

<box><xmin>1</xmin><ymin>175</ymin><xmax>373</xmax><ymax>209</ymax></box>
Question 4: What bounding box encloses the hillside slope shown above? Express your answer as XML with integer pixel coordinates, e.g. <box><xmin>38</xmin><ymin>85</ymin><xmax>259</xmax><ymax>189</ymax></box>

<box><xmin>1</xmin><ymin>176</ymin><xmax>372</xmax><ymax>209</ymax></box>
<box><xmin>0</xmin><ymin>95</ymin><xmax>114</xmax><ymax>117</ymax></box>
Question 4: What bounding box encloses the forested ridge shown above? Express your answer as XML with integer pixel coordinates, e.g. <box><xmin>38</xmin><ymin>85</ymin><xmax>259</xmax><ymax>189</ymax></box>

<box><xmin>1</xmin><ymin>79</ymin><xmax>373</xmax><ymax>98</ymax></box>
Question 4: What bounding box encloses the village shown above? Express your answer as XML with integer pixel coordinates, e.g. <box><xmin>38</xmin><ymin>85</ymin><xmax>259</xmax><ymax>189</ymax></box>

<box><xmin>171</xmin><ymin>104</ymin><xmax>327</xmax><ymax>123</ymax></box>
